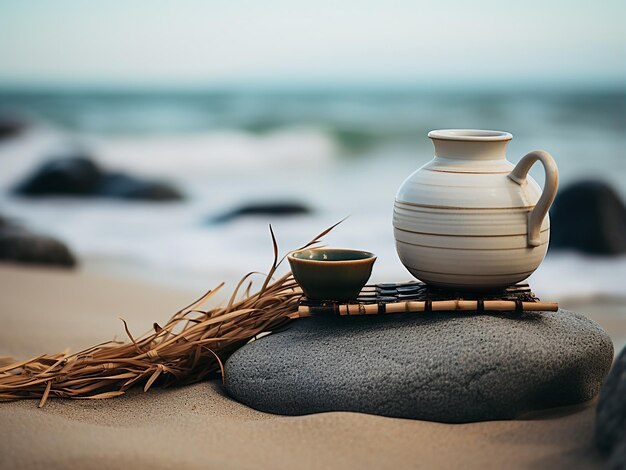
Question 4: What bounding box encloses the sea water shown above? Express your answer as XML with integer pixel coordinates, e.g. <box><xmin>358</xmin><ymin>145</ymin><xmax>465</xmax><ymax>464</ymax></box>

<box><xmin>0</xmin><ymin>88</ymin><xmax>625</xmax><ymax>300</ymax></box>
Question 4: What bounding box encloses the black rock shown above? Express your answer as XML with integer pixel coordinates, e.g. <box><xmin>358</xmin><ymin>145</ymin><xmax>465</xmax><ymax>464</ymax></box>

<box><xmin>225</xmin><ymin>310</ymin><xmax>613</xmax><ymax>423</ymax></box>
<box><xmin>596</xmin><ymin>345</ymin><xmax>626</xmax><ymax>454</ymax></box>
<box><xmin>550</xmin><ymin>180</ymin><xmax>626</xmax><ymax>255</ymax></box>
<box><xmin>0</xmin><ymin>115</ymin><xmax>26</xmax><ymax>140</ymax></box>
<box><xmin>96</xmin><ymin>173</ymin><xmax>182</xmax><ymax>201</ymax></box>
<box><xmin>209</xmin><ymin>201</ymin><xmax>312</xmax><ymax>224</ymax></box>
<box><xmin>14</xmin><ymin>155</ymin><xmax>184</xmax><ymax>201</ymax></box>
<box><xmin>0</xmin><ymin>223</ymin><xmax>76</xmax><ymax>267</ymax></box>
<box><xmin>607</xmin><ymin>438</ymin><xmax>626</xmax><ymax>470</ymax></box>
<box><xmin>15</xmin><ymin>155</ymin><xmax>103</xmax><ymax>196</ymax></box>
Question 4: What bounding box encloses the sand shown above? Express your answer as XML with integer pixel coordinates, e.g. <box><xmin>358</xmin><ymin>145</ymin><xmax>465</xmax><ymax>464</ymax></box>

<box><xmin>0</xmin><ymin>264</ymin><xmax>621</xmax><ymax>469</ymax></box>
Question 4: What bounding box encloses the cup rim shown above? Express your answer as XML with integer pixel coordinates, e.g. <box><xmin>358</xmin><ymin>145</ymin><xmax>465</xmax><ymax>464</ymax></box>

<box><xmin>428</xmin><ymin>129</ymin><xmax>513</xmax><ymax>142</ymax></box>
<box><xmin>288</xmin><ymin>247</ymin><xmax>376</xmax><ymax>264</ymax></box>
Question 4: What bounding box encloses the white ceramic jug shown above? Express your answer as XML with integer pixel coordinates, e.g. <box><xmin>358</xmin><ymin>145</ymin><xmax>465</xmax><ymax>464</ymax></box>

<box><xmin>393</xmin><ymin>129</ymin><xmax>559</xmax><ymax>290</ymax></box>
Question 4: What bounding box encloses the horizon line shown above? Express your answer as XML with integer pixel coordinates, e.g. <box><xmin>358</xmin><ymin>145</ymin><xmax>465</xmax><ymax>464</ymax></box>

<box><xmin>0</xmin><ymin>80</ymin><xmax>624</xmax><ymax>95</ymax></box>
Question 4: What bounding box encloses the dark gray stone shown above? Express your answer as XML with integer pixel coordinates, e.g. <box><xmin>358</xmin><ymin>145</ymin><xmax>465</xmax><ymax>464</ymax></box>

<box><xmin>208</xmin><ymin>201</ymin><xmax>311</xmax><ymax>224</ymax></box>
<box><xmin>15</xmin><ymin>156</ymin><xmax>102</xmax><ymax>196</ymax></box>
<box><xmin>608</xmin><ymin>438</ymin><xmax>626</xmax><ymax>470</ymax></box>
<box><xmin>596</xmin><ymin>345</ymin><xmax>626</xmax><ymax>454</ymax></box>
<box><xmin>15</xmin><ymin>154</ymin><xmax>183</xmax><ymax>201</ymax></box>
<box><xmin>96</xmin><ymin>173</ymin><xmax>182</xmax><ymax>201</ymax></box>
<box><xmin>224</xmin><ymin>310</ymin><xmax>613</xmax><ymax>423</ymax></box>
<box><xmin>550</xmin><ymin>180</ymin><xmax>626</xmax><ymax>255</ymax></box>
<box><xmin>0</xmin><ymin>114</ymin><xmax>27</xmax><ymax>140</ymax></box>
<box><xmin>0</xmin><ymin>223</ymin><xmax>76</xmax><ymax>267</ymax></box>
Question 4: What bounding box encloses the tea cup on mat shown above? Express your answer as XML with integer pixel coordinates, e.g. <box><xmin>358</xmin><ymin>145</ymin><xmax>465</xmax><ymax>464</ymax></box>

<box><xmin>288</xmin><ymin>248</ymin><xmax>376</xmax><ymax>301</ymax></box>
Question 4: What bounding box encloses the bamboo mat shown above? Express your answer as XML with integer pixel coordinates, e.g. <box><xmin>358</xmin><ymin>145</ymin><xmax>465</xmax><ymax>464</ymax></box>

<box><xmin>298</xmin><ymin>282</ymin><xmax>558</xmax><ymax>316</ymax></box>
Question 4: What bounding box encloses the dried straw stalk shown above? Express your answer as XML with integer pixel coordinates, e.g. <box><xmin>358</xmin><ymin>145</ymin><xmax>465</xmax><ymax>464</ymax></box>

<box><xmin>0</xmin><ymin>223</ymin><xmax>340</xmax><ymax>407</ymax></box>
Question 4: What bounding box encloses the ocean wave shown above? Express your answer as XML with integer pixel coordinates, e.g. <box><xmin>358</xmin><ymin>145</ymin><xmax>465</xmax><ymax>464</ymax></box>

<box><xmin>529</xmin><ymin>253</ymin><xmax>626</xmax><ymax>301</ymax></box>
<box><xmin>90</xmin><ymin>127</ymin><xmax>337</xmax><ymax>178</ymax></box>
<box><xmin>0</xmin><ymin>126</ymin><xmax>339</xmax><ymax>191</ymax></box>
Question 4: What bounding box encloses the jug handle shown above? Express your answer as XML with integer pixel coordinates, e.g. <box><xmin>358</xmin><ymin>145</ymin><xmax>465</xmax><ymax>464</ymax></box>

<box><xmin>507</xmin><ymin>150</ymin><xmax>559</xmax><ymax>247</ymax></box>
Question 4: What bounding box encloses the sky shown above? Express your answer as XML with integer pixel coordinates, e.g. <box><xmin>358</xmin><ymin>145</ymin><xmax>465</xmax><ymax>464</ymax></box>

<box><xmin>0</xmin><ymin>0</ymin><xmax>624</xmax><ymax>89</ymax></box>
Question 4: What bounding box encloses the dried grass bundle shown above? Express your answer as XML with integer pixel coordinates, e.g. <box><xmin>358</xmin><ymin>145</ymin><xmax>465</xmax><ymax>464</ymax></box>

<box><xmin>0</xmin><ymin>223</ymin><xmax>340</xmax><ymax>407</ymax></box>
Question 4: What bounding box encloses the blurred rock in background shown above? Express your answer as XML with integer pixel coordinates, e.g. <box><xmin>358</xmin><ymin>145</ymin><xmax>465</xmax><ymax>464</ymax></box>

<box><xmin>208</xmin><ymin>201</ymin><xmax>312</xmax><ymax>224</ymax></box>
<box><xmin>550</xmin><ymin>180</ymin><xmax>626</xmax><ymax>256</ymax></box>
<box><xmin>0</xmin><ymin>114</ymin><xmax>27</xmax><ymax>140</ymax></box>
<box><xmin>0</xmin><ymin>215</ymin><xmax>76</xmax><ymax>267</ymax></box>
<box><xmin>14</xmin><ymin>152</ymin><xmax>184</xmax><ymax>202</ymax></box>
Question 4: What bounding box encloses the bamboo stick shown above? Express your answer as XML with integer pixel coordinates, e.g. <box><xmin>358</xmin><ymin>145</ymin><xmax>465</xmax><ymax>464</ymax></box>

<box><xmin>298</xmin><ymin>299</ymin><xmax>559</xmax><ymax>316</ymax></box>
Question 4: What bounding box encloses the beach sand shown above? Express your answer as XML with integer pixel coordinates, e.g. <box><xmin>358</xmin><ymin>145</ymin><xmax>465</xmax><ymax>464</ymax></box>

<box><xmin>1</xmin><ymin>264</ymin><xmax>621</xmax><ymax>469</ymax></box>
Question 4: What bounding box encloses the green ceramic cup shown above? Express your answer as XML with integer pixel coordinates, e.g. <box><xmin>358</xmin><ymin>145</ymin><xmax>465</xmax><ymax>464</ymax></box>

<box><xmin>288</xmin><ymin>248</ymin><xmax>377</xmax><ymax>301</ymax></box>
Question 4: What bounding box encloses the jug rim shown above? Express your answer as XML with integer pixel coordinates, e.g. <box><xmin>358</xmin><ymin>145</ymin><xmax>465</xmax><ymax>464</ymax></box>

<box><xmin>428</xmin><ymin>129</ymin><xmax>513</xmax><ymax>142</ymax></box>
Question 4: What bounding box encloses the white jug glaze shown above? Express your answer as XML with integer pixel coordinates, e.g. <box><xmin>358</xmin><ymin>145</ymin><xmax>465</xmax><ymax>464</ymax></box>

<box><xmin>393</xmin><ymin>129</ymin><xmax>559</xmax><ymax>290</ymax></box>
